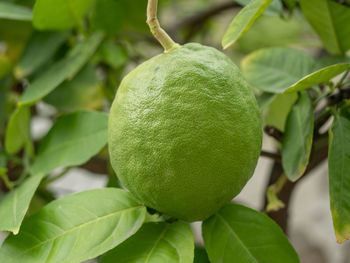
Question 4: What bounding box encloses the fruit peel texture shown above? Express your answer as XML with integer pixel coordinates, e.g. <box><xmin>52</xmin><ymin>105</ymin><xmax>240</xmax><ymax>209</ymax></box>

<box><xmin>108</xmin><ymin>43</ymin><xmax>262</xmax><ymax>221</ymax></box>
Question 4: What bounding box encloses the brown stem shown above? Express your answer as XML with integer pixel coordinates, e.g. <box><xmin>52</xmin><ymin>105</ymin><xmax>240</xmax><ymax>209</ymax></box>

<box><xmin>260</xmin><ymin>150</ymin><xmax>281</xmax><ymax>163</ymax></box>
<box><xmin>262</xmin><ymin>135</ymin><xmax>329</xmax><ymax>233</ymax></box>
<box><xmin>264</xmin><ymin>125</ymin><xmax>284</xmax><ymax>143</ymax></box>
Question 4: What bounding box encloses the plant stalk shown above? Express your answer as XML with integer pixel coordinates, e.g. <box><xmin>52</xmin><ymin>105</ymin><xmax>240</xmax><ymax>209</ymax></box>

<box><xmin>147</xmin><ymin>0</ymin><xmax>180</xmax><ymax>52</ymax></box>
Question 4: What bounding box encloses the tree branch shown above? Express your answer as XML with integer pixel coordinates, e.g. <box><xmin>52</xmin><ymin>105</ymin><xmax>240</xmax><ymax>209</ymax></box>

<box><xmin>264</xmin><ymin>125</ymin><xmax>284</xmax><ymax>143</ymax></box>
<box><xmin>260</xmin><ymin>150</ymin><xmax>281</xmax><ymax>163</ymax></box>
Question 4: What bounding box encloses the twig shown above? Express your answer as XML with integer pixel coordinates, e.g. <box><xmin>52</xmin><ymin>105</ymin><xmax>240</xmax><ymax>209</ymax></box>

<box><xmin>41</xmin><ymin>167</ymin><xmax>71</xmax><ymax>187</ymax></box>
<box><xmin>266</xmin><ymin>174</ymin><xmax>287</xmax><ymax>212</ymax></box>
<box><xmin>147</xmin><ymin>0</ymin><xmax>180</xmax><ymax>52</ymax></box>
<box><xmin>264</xmin><ymin>125</ymin><xmax>284</xmax><ymax>143</ymax></box>
<box><xmin>260</xmin><ymin>150</ymin><xmax>281</xmax><ymax>163</ymax></box>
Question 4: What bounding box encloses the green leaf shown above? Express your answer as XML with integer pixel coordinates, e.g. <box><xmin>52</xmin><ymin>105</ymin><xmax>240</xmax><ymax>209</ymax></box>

<box><xmin>328</xmin><ymin>107</ymin><xmax>350</xmax><ymax>243</ymax></box>
<box><xmin>101</xmin><ymin>221</ymin><xmax>194</xmax><ymax>263</ymax></box>
<box><xmin>15</xmin><ymin>32</ymin><xmax>67</xmax><ymax>79</ymax></box>
<box><xmin>30</xmin><ymin>110</ymin><xmax>108</xmax><ymax>175</ymax></box>
<box><xmin>20</xmin><ymin>32</ymin><xmax>104</xmax><ymax>105</ymax></box>
<box><xmin>0</xmin><ymin>174</ymin><xmax>45</xmax><ymax>234</ymax></box>
<box><xmin>256</xmin><ymin>92</ymin><xmax>276</xmax><ymax>110</ymax></box>
<box><xmin>236</xmin><ymin>0</ymin><xmax>283</xmax><ymax>15</ymax></box>
<box><xmin>44</xmin><ymin>64</ymin><xmax>103</xmax><ymax>112</ymax></box>
<box><xmin>5</xmin><ymin>105</ymin><xmax>30</xmax><ymax>154</ymax></box>
<box><xmin>285</xmin><ymin>63</ymin><xmax>350</xmax><ymax>93</ymax></box>
<box><xmin>265</xmin><ymin>93</ymin><xmax>298</xmax><ymax>132</ymax></box>
<box><xmin>282</xmin><ymin>92</ymin><xmax>314</xmax><ymax>181</ymax></box>
<box><xmin>0</xmin><ymin>188</ymin><xmax>146</xmax><ymax>263</ymax></box>
<box><xmin>90</xmin><ymin>0</ymin><xmax>123</xmax><ymax>35</ymax></box>
<box><xmin>202</xmin><ymin>203</ymin><xmax>299</xmax><ymax>263</ymax></box>
<box><xmin>299</xmin><ymin>0</ymin><xmax>350</xmax><ymax>55</ymax></box>
<box><xmin>96</xmin><ymin>41</ymin><xmax>129</xmax><ymax>69</ymax></box>
<box><xmin>194</xmin><ymin>247</ymin><xmax>210</xmax><ymax>263</ymax></box>
<box><xmin>241</xmin><ymin>47</ymin><xmax>315</xmax><ymax>93</ymax></box>
<box><xmin>33</xmin><ymin>0</ymin><xmax>94</xmax><ymax>30</ymax></box>
<box><xmin>0</xmin><ymin>2</ymin><xmax>33</xmax><ymax>21</ymax></box>
<box><xmin>222</xmin><ymin>0</ymin><xmax>274</xmax><ymax>49</ymax></box>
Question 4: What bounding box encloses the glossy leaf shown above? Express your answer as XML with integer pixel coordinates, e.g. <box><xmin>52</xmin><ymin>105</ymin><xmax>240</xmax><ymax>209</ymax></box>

<box><xmin>299</xmin><ymin>0</ymin><xmax>350</xmax><ymax>55</ymax></box>
<box><xmin>202</xmin><ymin>203</ymin><xmax>299</xmax><ymax>263</ymax></box>
<box><xmin>33</xmin><ymin>0</ymin><xmax>94</xmax><ymax>30</ymax></box>
<box><xmin>15</xmin><ymin>32</ymin><xmax>67</xmax><ymax>79</ymax></box>
<box><xmin>0</xmin><ymin>174</ymin><xmax>45</xmax><ymax>234</ymax></box>
<box><xmin>20</xmin><ymin>32</ymin><xmax>103</xmax><ymax>105</ymax></box>
<box><xmin>286</xmin><ymin>63</ymin><xmax>350</xmax><ymax>93</ymax></box>
<box><xmin>5</xmin><ymin>105</ymin><xmax>30</xmax><ymax>154</ymax></box>
<box><xmin>101</xmin><ymin>221</ymin><xmax>194</xmax><ymax>263</ymax></box>
<box><xmin>328</xmin><ymin>107</ymin><xmax>350</xmax><ymax>243</ymax></box>
<box><xmin>282</xmin><ymin>92</ymin><xmax>314</xmax><ymax>181</ymax></box>
<box><xmin>241</xmin><ymin>47</ymin><xmax>315</xmax><ymax>93</ymax></box>
<box><xmin>30</xmin><ymin>110</ymin><xmax>108</xmax><ymax>175</ymax></box>
<box><xmin>222</xmin><ymin>0</ymin><xmax>274</xmax><ymax>49</ymax></box>
<box><xmin>0</xmin><ymin>2</ymin><xmax>32</xmax><ymax>21</ymax></box>
<box><xmin>0</xmin><ymin>188</ymin><xmax>146</xmax><ymax>263</ymax></box>
<box><xmin>44</xmin><ymin>64</ymin><xmax>103</xmax><ymax>112</ymax></box>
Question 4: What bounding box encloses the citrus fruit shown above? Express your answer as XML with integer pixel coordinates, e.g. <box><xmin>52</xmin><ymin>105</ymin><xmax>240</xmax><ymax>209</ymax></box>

<box><xmin>108</xmin><ymin>43</ymin><xmax>262</xmax><ymax>221</ymax></box>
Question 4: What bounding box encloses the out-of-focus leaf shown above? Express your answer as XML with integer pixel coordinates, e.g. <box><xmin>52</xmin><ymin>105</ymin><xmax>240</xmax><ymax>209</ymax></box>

<box><xmin>15</xmin><ymin>31</ymin><xmax>67</xmax><ymax>79</ymax></box>
<box><xmin>328</xmin><ymin>106</ymin><xmax>350</xmax><ymax>243</ymax></box>
<box><xmin>0</xmin><ymin>174</ymin><xmax>45</xmax><ymax>234</ymax></box>
<box><xmin>117</xmin><ymin>0</ymin><xmax>148</xmax><ymax>32</ymax></box>
<box><xmin>0</xmin><ymin>188</ymin><xmax>146</xmax><ymax>263</ymax></box>
<box><xmin>0</xmin><ymin>54</ymin><xmax>12</xmax><ymax>80</ymax></box>
<box><xmin>5</xmin><ymin>105</ymin><xmax>30</xmax><ymax>154</ymax></box>
<box><xmin>20</xmin><ymin>32</ymin><xmax>104</xmax><ymax>105</ymax></box>
<box><xmin>0</xmin><ymin>77</ymin><xmax>11</xmax><ymax>130</ymax></box>
<box><xmin>202</xmin><ymin>203</ymin><xmax>299</xmax><ymax>263</ymax></box>
<box><xmin>300</xmin><ymin>0</ymin><xmax>350</xmax><ymax>55</ymax></box>
<box><xmin>0</xmin><ymin>20</ymin><xmax>32</xmax><ymax>62</ymax></box>
<box><xmin>222</xmin><ymin>0</ymin><xmax>274</xmax><ymax>49</ymax></box>
<box><xmin>194</xmin><ymin>247</ymin><xmax>210</xmax><ymax>263</ymax></box>
<box><xmin>33</xmin><ymin>0</ymin><xmax>94</xmax><ymax>30</ymax></box>
<box><xmin>286</xmin><ymin>63</ymin><xmax>350</xmax><ymax>93</ymax></box>
<box><xmin>101</xmin><ymin>221</ymin><xmax>194</xmax><ymax>263</ymax></box>
<box><xmin>96</xmin><ymin>41</ymin><xmax>129</xmax><ymax>69</ymax></box>
<box><xmin>282</xmin><ymin>92</ymin><xmax>314</xmax><ymax>181</ymax></box>
<box><xmin>283</xmin><ymin>0</ymin><xmax>296</xmax><ymax>10</ymax></box>
<box><xmin>90</xmin><ymin>0</ymin><xmax>123</xmax><ymax>35</ymax></box>
<box><xmin>236</xmin><ymin>0</ymin><xmax>283</xmax><ymax>15</ymax></box>
<box><xmin>256</xmin><ymin>92</ymin><xmax>276</xmax><ymax>110</ymax></box>
<box><xmin>44</xmin><ymin>64</ymin><xmax>103</xmax><ymax>112</ymax></box>
<box><xmin>0</xmin><ymin>2</ymin><xmax>32</xmax><ymax>21</ymax></box>
<box><xmin>316</xmin><ymin>56</ymin><xmax>350</xmax><ymax>69</ymax></box>
<box><xmin>236</xmin><ymin>15</ymin><xmax>308</xmax><ymax>54</ymax></box>
<box><xmin>241</xmin><ymin>47</ymin><xmax>315</xmax><ymax>93</ymax></box>
<box><xmin>30</xmin><ymin>110</ymin><xmax>108</xmax><ymax>175</ymax></box>
<box><xmin>265</xmin><ymin>93</ymin><xmax>297</xmax><ymax>132</ymax></box>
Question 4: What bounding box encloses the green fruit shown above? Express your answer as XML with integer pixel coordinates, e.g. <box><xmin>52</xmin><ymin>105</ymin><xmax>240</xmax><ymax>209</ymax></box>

<box><xmin>108</xmin><ymin>43</ymin><xmax>262</xmax><ymax>221</ymax></box>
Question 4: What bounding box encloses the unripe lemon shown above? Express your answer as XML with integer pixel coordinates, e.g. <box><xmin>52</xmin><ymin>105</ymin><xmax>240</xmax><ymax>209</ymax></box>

<box><xmin>108</xmin><ymin>43</ymin><xmax>262</xmax><ymax>221</ymax></box>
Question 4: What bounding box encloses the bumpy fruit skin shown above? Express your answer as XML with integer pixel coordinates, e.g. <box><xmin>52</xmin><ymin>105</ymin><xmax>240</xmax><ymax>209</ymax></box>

<box><xmin>108</xmin><ymin>43</ymin><xmax>262</xmax><ymax>221</ymax></box>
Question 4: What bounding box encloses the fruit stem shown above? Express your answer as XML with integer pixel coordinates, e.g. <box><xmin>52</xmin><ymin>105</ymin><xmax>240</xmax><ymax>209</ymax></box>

<box><xmin>147</xmin><ymin>0</ymin><xmax>180</xmax><ymax>53</ymax></box>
